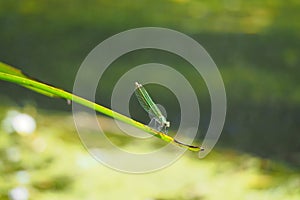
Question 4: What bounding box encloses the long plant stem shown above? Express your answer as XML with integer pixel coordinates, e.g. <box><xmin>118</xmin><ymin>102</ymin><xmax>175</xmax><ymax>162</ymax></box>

<box><xmin>0</xmin><ymin>71</ymin><xmax>203</xmax><ymax>152</ymax></box>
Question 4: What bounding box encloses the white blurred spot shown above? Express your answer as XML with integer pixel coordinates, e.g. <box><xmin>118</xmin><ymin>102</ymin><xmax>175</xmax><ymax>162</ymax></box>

<box><xmin>76</xmin><ymin>154</ymin><xmax>97</xmax><ymax>169</ymax></box>
<box><xmin>1</xmin><ymin>110</ymin><xmax>20</xmax><ymax>134</ymax></box>
<box><xmin>32</xmin><ymin>137</ymin><xmax>47</xmax><ymax>153</ymax></box>
<box><xmin>16</xmin><ymin>170</ymin><xmax>30</xmax><ymax>184</ymax></box>
<box><xmin>9</xmin><ymin>186</ymin><xmax>29</xmax><ymax>200</ymax></box>
<box><xmin>6</xmin><ymin>147</ymin><xmax>20</xmax><ymax>162</ymax></box>
<box><xmin>11</xmin><ymin>113</ymin><xmax>36</xmax><ymax>135</ymax></box>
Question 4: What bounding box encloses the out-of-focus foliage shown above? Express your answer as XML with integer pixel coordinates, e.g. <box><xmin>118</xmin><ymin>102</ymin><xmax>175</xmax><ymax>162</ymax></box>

<box><xmin>0</xmin><ymin>107</ymin><xmax>299</xmax><ymax>200</ymax></box>
<box><xmin>0</xmin><ymin>0</ymin><xmax>299</xmax><ymax>166</ymax></box>
<box><xmin>0</xmin><ymin>0</ymin><xmax>300</xmax><ymax>199</ymax></box>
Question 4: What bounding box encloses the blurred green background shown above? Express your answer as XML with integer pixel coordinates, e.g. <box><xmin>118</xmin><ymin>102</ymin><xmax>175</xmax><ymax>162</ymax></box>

<box><xmin>0</xmin><ymin>0</ymin><xmax>300</xmax><ymax>199</ymax></box>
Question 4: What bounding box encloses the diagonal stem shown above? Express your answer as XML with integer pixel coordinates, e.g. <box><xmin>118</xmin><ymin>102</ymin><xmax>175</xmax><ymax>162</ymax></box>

<box><xmin>0</xmin><ymin>70</ymin><xmax>203</xmax><ymax>152</ymax></box>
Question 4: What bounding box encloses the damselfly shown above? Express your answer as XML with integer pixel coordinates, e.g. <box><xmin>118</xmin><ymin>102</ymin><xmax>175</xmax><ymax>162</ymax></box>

<box><xmin>135</xmin><ymin>82</ymin><xmax>170</xmax><ymax>134</ymax></box>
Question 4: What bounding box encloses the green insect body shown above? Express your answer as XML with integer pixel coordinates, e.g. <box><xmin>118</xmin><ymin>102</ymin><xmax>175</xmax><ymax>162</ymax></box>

<box><xmin>135</xmin><ymin>82</ymin><xmax>170</xmax><ymax>134</ymax></box>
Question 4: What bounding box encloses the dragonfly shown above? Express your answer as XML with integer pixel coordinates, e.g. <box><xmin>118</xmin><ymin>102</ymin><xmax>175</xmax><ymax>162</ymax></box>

<box><xmin>134</xmin><ymin>82</ymin><xmax>170</xmax><ymax>134</ymax></box>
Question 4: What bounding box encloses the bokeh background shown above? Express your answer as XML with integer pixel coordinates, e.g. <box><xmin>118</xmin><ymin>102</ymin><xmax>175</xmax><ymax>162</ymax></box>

<box><xmin>0</xmin><ymin>0</ymin><xmax>299</xmax><ymax>199</ymax></box>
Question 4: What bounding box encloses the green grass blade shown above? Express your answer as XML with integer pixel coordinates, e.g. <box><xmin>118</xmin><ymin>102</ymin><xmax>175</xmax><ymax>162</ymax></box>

<box><xmin>0</xmin><ymin>62</ymin><xmax>58</xmax><ymax>98</ymax></box>
<box><xmin>0</xmin><ymin>62</ymin><xmax>203</xmax><ymax>152</ymax></box>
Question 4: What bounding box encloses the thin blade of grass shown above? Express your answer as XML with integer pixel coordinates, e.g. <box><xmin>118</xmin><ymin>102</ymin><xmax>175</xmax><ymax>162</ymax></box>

<box><xmin>0</xmin><ymin>62</ymin><xmax>203</xmax><ymax>152</ymax></box>
<box><xmin>0</xmin><ymin>62</ymin><xmax>58</xmax><ymax>97</ymax></box>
